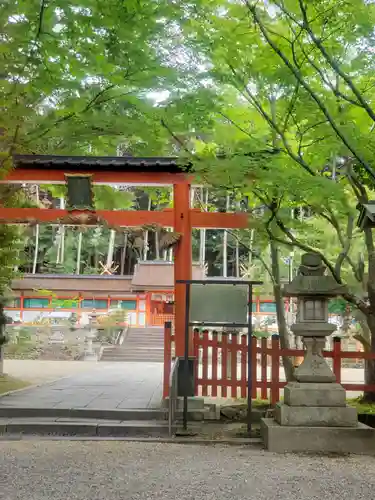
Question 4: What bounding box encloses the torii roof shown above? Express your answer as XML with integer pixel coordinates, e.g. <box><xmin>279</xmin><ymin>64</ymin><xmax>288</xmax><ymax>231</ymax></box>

<box><xmin>13</xmin><ymin>154</ymin><xmax>192</xmax><ymax>174</ymax></box>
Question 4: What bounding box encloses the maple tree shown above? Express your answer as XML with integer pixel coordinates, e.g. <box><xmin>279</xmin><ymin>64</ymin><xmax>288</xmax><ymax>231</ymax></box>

<box><xmin>168</xmin><ymin>0</ymin><xmax>375</xmax><ymax>393</ymax></box>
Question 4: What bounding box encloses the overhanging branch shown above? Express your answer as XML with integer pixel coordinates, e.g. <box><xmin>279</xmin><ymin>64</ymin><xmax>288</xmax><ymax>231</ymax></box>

<box><xmin>246</xmin><ymin>3</ymin><xmax>375</xmax><ymax>184</ymax></box>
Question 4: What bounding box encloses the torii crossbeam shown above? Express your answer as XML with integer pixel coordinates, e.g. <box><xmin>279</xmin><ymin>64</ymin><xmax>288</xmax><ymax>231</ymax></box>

<box><xmin>0</xmin><ymin>155</ymin><xmax>251</xmax><ymax>356</ymax></box>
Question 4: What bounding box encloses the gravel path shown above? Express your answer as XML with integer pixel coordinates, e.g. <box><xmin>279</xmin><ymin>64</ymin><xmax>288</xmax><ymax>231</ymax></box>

<box><xmin>1</xmin><ymin>441</ymin><xmax>375</xmax><ymax>500</ymax></box>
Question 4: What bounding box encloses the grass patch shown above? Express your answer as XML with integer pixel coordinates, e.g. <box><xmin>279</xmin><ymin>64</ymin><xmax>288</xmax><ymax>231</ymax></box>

<box><xmin>347</xmin><ymin>397</ymin><xmax>375</xmax><ymax>414</ymax></box>
<box><xmin>0</xmin><ymin>375</ymin><xmax>31</xmax><ymax>394</ymax></box>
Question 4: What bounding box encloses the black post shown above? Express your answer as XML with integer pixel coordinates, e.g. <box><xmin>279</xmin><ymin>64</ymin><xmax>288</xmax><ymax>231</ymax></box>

<box><xmin>183</xmin><ymin>283</ymin><xmax>191</xmax><ymax>431</ymax></box>
<box><xmin>247</xmin><ymin>284</ymin><xmax>253</xmax><ymax>435</ymax></box>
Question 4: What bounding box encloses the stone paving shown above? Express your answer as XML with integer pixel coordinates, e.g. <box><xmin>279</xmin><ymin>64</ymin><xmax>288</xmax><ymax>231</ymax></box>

<box><xmin>4</xmin><ymin>359</ymin><xmax>100</xmax><ymax>384</ymax></box>
<box><xmin>1</xmin><ymin>441</ymin><xmax>375</xmax><ymax>500</ymax></box>
<box><xmin>0</xmin><ymin>362</ymin><xmax>163</xmax><ymax>410</ymax></box>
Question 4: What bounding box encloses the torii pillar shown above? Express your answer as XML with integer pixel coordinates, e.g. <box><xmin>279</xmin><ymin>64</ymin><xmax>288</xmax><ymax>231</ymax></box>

<box><xmin>173</xmin><ymin>181</ymin><xmax>192</xmax><ymax>357</ymax></box>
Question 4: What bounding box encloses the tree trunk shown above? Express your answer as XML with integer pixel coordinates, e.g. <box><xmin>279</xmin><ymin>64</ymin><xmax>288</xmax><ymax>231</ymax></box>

<box><xmin>94</xmin><ymin>248</ymin><xmax>99</xmax><ymax>271</ymax></box>
<box><xmin>143</xmin><ymin>196</ymin><xmax>152</xmax><ymax>260</ymax></box>
<box><xmin>223</xmin><ymin>195</ymin><xmax>230</xmax><ymax>277</ymax></box>
<box><xmin>235</xmin><ymin>239</ymin><xmax>240</xmax><ymax>278</ymax></box>
<box><xmin>190</xmin><ymin>186</ymin><xmax>195</xmax><ymax>208</ymax></box>
<box><xmin>32</xmin><ymin>185</ymin><xmax>40</xmax><ymax>274</ymax></box>
<box><xmin>168</xmin><ymin>189</ymin><xmax>174</xmax><ymax>262</ymax></box>
<box><xmin>120</xmin><ymin>233</ymin><xmax>128</xmax><ymax>275</ymax></box>
<box><xmin>32</xmin><ymin>224</ymin><xmax>39</xmax><ymax>274</ymax></box>
<box><xmin>270</xmin><ymin>240</ymin><xmax>295</xmax><ymax>382</ymax></box>
<box><xmin>362</xmin><ymin>225</ymin><xmax>375</xmax><ymax>401</ymax></box>
<box><xmin>223</xmin><ymin>230</ymin><xmax>227</xmax><ymax>277</ymax></box>
<box><xmin>247</xmin><ymin>229</ymin><xmax>255</xmax><ymax>277</ymax></box>
<box><xmin>235</xmin><ymin>199</ymin><xmax>241</xmax><ymax>277</ymax></box>
<box><xmin>168</xmin><ymin>232</ymin><xmax>173</xmax><ymax>261</ymax></box>
<box><xmin>76</xmin><ymin>230</ymin><xmax>83</xmax><ymax>275</ymax></box>
<box><xmin>106</xmin><ymin>229</ymin><xmax>116</xmax><ymax>268</ymax></box>
<box><xmin>155</xmin><ymin>231</ymin><xmax>160</xmax><ymax>260</ymax></box>
<box><xmin>199</xmin><ymin>188</ymin><xmax>208</xmax><ymax>266</ymax></box>
<box><xmin>362</xmin><ymin>313</ymin><xmax>375</xmax><ymax>401</ymax></box>
<box><xmin>60</xmin><ymin>197</ymin><xmax>65</xmax><ymax>263</ymax></box>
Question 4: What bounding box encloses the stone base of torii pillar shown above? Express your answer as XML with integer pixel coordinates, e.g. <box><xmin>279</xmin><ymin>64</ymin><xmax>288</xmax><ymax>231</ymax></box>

<box><xmin>261</xmin><ymin>253</ymin><xmax>375</xmax><ymax>455</ymax></box>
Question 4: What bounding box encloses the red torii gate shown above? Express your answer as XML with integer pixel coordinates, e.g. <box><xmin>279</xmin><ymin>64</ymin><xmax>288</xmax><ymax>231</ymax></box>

<box><xmin>0</xmin><ymin>155</ymin><xmax>250</xmax><ymax>356</ymax></box>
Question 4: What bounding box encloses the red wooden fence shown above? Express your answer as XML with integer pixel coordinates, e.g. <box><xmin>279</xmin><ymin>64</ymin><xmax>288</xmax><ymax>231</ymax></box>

<box><xmin>163</xmin><ymin>325</ymin><xmax>375</xmax><ymax>404</ymax></box>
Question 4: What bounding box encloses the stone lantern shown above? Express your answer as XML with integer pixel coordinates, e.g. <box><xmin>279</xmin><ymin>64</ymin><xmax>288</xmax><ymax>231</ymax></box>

<box><xmin>84</xmin><ymin>309</ymin><xmax>98</xmax><ymax>361</ymax></box>
<box><xmin>261</xmin><ymin>252</ymin><xmax>375</xmax><ymax>454</ymax></box>
<box><xmin>287</xmin><ymin>253</ymin><xmax>342</xmax><ymax>385</ymax></box>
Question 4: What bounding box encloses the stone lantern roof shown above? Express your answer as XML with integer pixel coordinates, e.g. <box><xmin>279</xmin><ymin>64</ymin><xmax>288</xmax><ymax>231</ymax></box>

<box><xmin>283</xmin><ymin>252</ymin><xmax>347</xmax><ymax>298</ymax></box>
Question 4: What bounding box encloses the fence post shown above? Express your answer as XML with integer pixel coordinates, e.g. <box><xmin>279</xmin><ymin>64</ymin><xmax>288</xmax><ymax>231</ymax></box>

<box><xmin>333</xmin><ymin>336</ymin><xmax>341</xmax><ymax>384</ymax></box>
<box><xmin>261</xmin><ymin>337</ymin><xmax>268</xmax><ymax>400</ymax></box>
<box><xmin>251</xmin><ymin>336</ymin><xmax>257</xmax><ymax>399</ymax></box>
<box><xmin>193</xmin><ymin>328</ymin><xmax>200</xmax><ymax>396</ymax></box>
<box><xmin>271</xmin><ymin>335</ymin><xmax>280</xmax><ymax>405</ymax></box>
<box><xmin>163</xmin><ymin>321</ymin><xmax>172</xmax><ymax>399</ymax></box>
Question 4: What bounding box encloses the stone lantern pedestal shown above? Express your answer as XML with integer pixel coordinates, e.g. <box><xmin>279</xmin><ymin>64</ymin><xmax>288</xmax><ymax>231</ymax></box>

<box><xmin>261</xmin><ymin>253</ymin><xmax>375</xmax><ymax>454</ymax></box>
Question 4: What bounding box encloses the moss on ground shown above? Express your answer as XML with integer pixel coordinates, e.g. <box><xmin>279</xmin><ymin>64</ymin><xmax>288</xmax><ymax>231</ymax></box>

<box><xmin>0</xmin><ymin>375</ymin><xmax>31</xmax><ymax>394</ymax></box>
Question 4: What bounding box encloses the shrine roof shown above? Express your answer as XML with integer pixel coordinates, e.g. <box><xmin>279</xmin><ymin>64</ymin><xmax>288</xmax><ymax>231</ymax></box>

<box><xmin>131</xmin><ymin>261</ymin><xmax>206</xmax><ymax>290</ymax></box>
<box><xmin>13</xmin><ymin>154</ymin><xmax>192</xmax><ymax>174</ymax></box>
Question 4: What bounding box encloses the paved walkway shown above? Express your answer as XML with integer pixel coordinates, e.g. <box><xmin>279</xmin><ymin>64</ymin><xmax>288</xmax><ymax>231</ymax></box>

<box><xmin>0</xmin><ymin>362</ymin><xmax>163</xmax><ymax>410</ymax></box>
<box><xmin>4</xmin><ymin>360</ymin><xmax>102</xmax><ymax>384</ymax></box>
<box><xmin>1</xmin><ymin>441</ymin><xmax>375</xmax><ymax>500</ymax></box>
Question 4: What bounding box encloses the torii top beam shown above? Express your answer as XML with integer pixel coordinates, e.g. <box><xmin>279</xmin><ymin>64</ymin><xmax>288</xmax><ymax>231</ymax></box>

<box><xmin>0</xmin><ymin>155</ymin><xmax>250</xmax><ymax>230</ymax></box>
<box><xmin>5</xmin><ymin>154</ymin><xmax>192</xmax><ymax>185</ymax></box>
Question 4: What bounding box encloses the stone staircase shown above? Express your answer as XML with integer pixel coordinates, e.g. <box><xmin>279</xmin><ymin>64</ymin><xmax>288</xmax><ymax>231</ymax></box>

<box><xmin>100</xmin><ymin>327</ymin><xmax>165</xmax><ymax>362</ymax></box>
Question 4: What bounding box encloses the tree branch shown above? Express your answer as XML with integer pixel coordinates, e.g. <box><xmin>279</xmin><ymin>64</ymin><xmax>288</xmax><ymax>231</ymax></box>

<box><xmin>227</xmin><ymin>62</ymin><xmax>316</xmax><ymax>176</ymax></box>
<box><xmin>246</xmin><ymin>3</ymin><xmax>375</xmax><ymax>183</ymax></box>
<box><xmin>160</xmin><ymin>118</ymin><xmax>196</xmax><ymax>157</ymax></box>
<box><xmin>297</xmin><ymin>0</ymin><xmax>375</xmax><ymax>123</ymax></box>
<box><xmin>216</xmin><ymin>111</ymin><xmax>253</xmax><ymax>138</ymax></box>
<box><xmin>333</xmin><ymin>215</ymin><xmax>354</xmax><ymax>280</ymax></box>
<box><xmin>226</xmin><ymin>228</ymin><xmax>275</xmax><ymax>283</ymax></box>
<box><xmin>36</xmin><ymin>0</ymin><xmax>47</xmax><ymax>39</ymax></box>
<box><xmin>24</xmin><ymin>85</ymin><xmax>124</xmax><ymax>144</ymax></box>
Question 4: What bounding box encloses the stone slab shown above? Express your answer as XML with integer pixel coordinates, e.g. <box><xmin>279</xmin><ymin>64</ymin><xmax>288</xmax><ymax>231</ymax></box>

<box><xmin>275</xmin><ymin>402</ymin><xmax>357</xmax><ymax>427</ymax></box>
<box><xmin>5</xmin><ymin>421</ymin><xmax>98</xmax><ymax>436</ymax></box>
<box><xmin>261</xmin><ymin>418</ymin><xmax>375</xmax><ymax>455</ymax></box>
<box><xmin>0</xmin><ymin>362</ymin><xmax>164</xmax><ymax>412</ymax></box>
<box><xmin>0</xmin><ymin>406</ymin><xmax>167</xmax><ymax>421</ymax></box>
<box><xmin>284</xmin><ymin>382</ymin><xmax>346</xmax><ymax>407</ymax></box>
<box><xmin>162</xmin><ymin>397</ymin><xmax>205</xmax><ymax>410</ymax></box>
<box><xmin>97</xmin><ymin>421</ymin><xmax>169</xmax><ymax>437</ymax></box>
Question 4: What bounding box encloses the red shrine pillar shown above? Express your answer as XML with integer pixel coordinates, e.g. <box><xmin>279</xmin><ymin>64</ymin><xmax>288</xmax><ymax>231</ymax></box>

<box><xmin>173</xmin><ymin>181</ymin><xmax>192</xmax><ymax>357</ymax></box>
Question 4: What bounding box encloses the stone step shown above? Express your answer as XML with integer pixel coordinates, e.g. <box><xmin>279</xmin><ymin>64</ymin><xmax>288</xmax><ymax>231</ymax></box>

<box><xmin>0</xmin><ymin>407</ymin><xmax>213</xmax><ymax>422</ymax></box>
<box><xmin>128</xmin><ymin>330</ymin><xmax>164</xmax><ymax>334</ymax></box>
<box><xmin>121</xmin><ymin>346</ymin><xmax>164</xmax><ymax>350</ymax></box>
<box><xmin>0</xmin><ymin>418</ymin><xmax>171</xmax><ymax>438</ymax></box>
<box><xmin>100</xmin><ymin>360</ymin><xmax>164</xmax><ymax>363</ymax></box>
<box><xmin>100</xmin><ymin>357</ymin><xmax>164</xmax><ymax>363</ymax></box>
<box><xmin>100</xmin><ymin>348</ymin><xmax>165</xmax><ymax>361</ymax></box>
<box><xmin>124</xmin><ymin>338</ymin><xmax>163</xmax><ymax>342</ymax></box>
<box><xmin>0</xmin><ymin>407</ymin><xmax>168</xmax><ymax>421</ymax></box>
<box><xmin>100</xmin><ymin>358</ymin><xmax>164</xmax><ymax>363</ymax></box>
<box><xmin>113</xmin><ymin>347</ymin><xmax>164</xmax><ymax>352</ymax></box>
<box><xmin>101</xmin><ymin>350</ymin><xmax>164</xmax><ymax>356</ymax></box>
<box><xmin>124</xmin><ymin>339</ymin><xmax>164</xmax><ymax>344</ymax></box>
